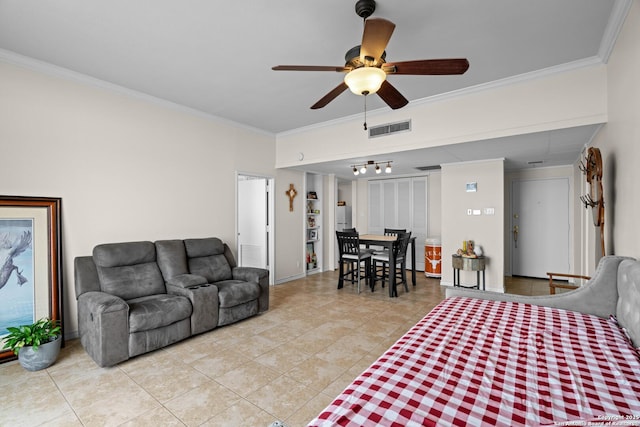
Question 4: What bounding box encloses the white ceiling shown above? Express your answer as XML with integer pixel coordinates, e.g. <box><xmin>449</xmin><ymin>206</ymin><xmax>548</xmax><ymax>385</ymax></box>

<box><xmin>0</xmin><ymin>1</ymin><xmax>625</xmax><ymax>177</ymax></box>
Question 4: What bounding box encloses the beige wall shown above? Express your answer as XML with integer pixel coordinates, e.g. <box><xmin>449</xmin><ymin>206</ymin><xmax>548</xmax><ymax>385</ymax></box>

<box><xmin>441</xmin><ymin>160</ymin><xmax>505</xmax><ymax>292</ymax></box>
<box><xmin>590</xmin><ymin>0</ymin><xmax>640</xmax><ymax>261</ymax></box>
<box><xmin>274</xmin><ymin>169</ymin><xmax>305</xmax><ymax>282</ymax></box>
<box><xmin>427</xmin><ymin>172</ymin><xmax>442</xmax><ymax>238</ymax></box>
<box><xmin>276</xmin><ymin>65</ymin><xmax>607</xmax><ymax>169</ymax></box>
<box><xmin>0</xmin><ymin>62</ymin><xmax>277</xmax><ymax>338</ymax></box>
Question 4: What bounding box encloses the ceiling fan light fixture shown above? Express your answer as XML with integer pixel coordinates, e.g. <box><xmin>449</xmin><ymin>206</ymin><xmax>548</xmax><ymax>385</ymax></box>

<box><xmin>344</xmin><ymin>67</ymin><xmax>386</xmax><ymax>95</ymax></box>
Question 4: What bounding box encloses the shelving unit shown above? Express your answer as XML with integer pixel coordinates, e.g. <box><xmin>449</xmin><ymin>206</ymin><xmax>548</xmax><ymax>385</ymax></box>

<box><xmin>305</xmin><ymin>173</ymin><xmax>322</xmax><ymax>274</ymax></box>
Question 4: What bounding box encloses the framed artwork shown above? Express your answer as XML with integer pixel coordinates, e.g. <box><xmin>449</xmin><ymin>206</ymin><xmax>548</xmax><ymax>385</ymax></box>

<box><xmin>0</xmin><ymin>196</ymin><xmax>63</xmax><ymax>363</ymax></box>
<box><xmin>309</xmin><ymin>230</ymin><xmax>318</xmax><ymax>241</ymax></box>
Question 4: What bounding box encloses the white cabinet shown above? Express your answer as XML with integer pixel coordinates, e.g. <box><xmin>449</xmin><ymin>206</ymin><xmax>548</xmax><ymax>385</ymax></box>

<box><xmin>368</xmin><ymin>176</ymin><xmax>428</xmax><ymax>271</ymax></box>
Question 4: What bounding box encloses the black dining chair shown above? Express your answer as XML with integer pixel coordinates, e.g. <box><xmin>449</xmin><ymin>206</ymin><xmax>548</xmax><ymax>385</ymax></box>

<box><xmin>372</xmin><ymin>228</ymin><xmax>407</xmax><ymax>255</ymax></box>
<box><xmin>371</xmin><ymin>231</ymin><xmax>412</xmax><ymax>295</ymax></box>
<box><xmin>336</xmin><ymin>231</ymin><xmax>372</xmax><ymax>294</ymax></box>
<box><xmin>384</xmin><ymin>228</ymin><xmax>407</xmax><ymax>235</ymax></box>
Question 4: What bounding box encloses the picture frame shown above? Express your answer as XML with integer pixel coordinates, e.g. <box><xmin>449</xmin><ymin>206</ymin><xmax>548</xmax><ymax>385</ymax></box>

<box><xmin>309</xmin><ymin>229</ymin><xmax>318</xmax><ymax>241</ymax></box>
<box><xmin>0</xmin><ymin>196</ymin><xmax>63</xmax><ymax>363</ymax></box>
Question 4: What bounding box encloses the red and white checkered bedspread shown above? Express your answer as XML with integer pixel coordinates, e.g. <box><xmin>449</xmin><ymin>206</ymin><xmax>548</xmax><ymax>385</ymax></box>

<box><xmin>308</xmin><ymin>297</ymin><xmax>640</xmax><ymax>426</ymax></box>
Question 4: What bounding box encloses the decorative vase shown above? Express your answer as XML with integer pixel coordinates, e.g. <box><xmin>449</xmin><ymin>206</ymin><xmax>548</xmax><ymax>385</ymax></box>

<box><xmin>474</xmin><ymin>245</ymin><xmax>484</xmax><ymax>257</ymax></box>
<box><xmin>18</xmin><ymin>335</ymin><xmax>62</xmax><ymax>371</ymax></box>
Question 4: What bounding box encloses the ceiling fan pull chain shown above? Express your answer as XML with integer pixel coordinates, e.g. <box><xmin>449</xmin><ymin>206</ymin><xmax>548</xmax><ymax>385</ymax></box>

<box><xmin>363</xmin><ymin>94</ymin><xmax>368</xmax><ymax>130</ymax></box>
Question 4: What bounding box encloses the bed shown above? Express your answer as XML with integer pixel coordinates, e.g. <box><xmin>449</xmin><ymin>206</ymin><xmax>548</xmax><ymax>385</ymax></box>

<box><xmin>307</xmin><ymin>256</ymin><xmax>640</xmax><ymax>426</ymax></box>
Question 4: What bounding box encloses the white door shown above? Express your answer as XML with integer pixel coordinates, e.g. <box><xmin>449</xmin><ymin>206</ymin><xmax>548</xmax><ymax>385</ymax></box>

<box><xmin>511</xmin><ymin>178</ymin><xmax>570</xmax><ymax>278</ymax></box>
<box><xmin>237</xmin><ymin>176</ymin><xmax>268</xmax><ymax>269</ymax></box>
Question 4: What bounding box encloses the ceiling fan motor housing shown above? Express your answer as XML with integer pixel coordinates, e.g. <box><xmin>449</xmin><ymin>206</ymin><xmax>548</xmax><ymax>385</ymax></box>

<box><xmin>345</xmin><ymin>45</ymin><xmax>386</xmax><ymax>68</ymax></box>
<box><xmin>355</xmin><ymin>0</ymin><xmax>376</xmax><ymax>19</ymax></box>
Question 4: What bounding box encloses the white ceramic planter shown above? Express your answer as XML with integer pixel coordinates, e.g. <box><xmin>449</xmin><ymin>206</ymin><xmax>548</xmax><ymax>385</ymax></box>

<box><xmin>18</xmin><ymin>336</ymin><xmax>62</xmax><ymax>371</ymax></box>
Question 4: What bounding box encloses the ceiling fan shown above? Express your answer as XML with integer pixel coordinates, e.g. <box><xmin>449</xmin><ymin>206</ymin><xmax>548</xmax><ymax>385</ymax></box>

<box><xmin>272</xmin><ymin>0</ymin><xmax>469</xmax><ymax>111</ymax></box>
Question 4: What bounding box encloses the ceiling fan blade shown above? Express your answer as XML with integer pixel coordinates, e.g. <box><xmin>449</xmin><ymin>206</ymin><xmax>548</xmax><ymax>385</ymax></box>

<box><xmin>377</xmin><ymin>80</ymin><xmax>408</xmax><ymax>110</ymax></box>
<box><xmin>272</xmin><ymin>65</ymin><xmax>348</xmax><ymax>72</ymax></box>
<box><xmin>360</xmin><ymin>18</ymin><xmax>395</xmax><ymax>62</ymax></box>
<box><xmin>384</xmin><ymin>59</ymin><xmax>469</xmax><ymax>75</ymax></box>
<box><xmin>311</xmin><ymin>82</ymin><xmax>349</xmax><ymax>109</ymax></box>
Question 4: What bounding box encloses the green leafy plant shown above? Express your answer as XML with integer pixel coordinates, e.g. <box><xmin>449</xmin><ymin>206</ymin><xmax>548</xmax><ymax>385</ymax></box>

<box><xmin>2</xmin><ymin>318</ymin><xmax>61</xmax><ymax>355</ymax></box>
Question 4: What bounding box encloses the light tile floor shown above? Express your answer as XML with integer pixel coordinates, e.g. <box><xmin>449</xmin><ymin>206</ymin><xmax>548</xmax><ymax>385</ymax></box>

<box><xmin>0</xmin><ymin>272</ymin><xmax>549</xmax><ymax>427</ymax></box>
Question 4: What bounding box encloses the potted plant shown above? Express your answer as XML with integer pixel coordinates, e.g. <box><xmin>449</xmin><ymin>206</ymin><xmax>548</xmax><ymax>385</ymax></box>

<box><xmin>2</xmin><ymin>317</ymin><xmax>62</xmax><ymax>371</ymax></box>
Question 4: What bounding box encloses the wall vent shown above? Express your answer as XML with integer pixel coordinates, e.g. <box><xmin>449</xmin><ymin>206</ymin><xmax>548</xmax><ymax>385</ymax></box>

<box><xmin>368</xmin><ymin>119</ymin><xmax>411</xmax><ymax>138</ymax></box>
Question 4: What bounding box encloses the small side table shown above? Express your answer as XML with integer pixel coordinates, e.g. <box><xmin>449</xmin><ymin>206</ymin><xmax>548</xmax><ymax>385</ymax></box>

<box><xmin>452</xmin><ymin>255</ymin><xmax>486</xmax><ymax>290</ymax></box>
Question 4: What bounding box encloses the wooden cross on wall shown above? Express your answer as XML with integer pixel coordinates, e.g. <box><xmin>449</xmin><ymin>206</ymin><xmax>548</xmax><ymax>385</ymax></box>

<box><xmin>286</xmin><ymin>184</ymin><xmax>297</xmax><ymax>212</ymax></box>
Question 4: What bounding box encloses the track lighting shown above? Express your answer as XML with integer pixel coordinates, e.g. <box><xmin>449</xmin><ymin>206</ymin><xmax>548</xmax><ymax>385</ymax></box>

<box><xmin>350</xmin><ymin>160</ymin><xmax>393</xmax><ymax>176</ymax></box>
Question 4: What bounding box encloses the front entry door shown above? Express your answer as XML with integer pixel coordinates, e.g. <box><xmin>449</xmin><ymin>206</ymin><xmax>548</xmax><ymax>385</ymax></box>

<box><xmin>511</xmin><ymin>178</ymin><xmax>570</xmax><ymax>278</ymax></box>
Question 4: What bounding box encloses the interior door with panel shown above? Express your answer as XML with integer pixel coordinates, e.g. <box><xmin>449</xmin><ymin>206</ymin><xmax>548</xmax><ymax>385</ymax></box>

<box><xmin>237</xmin><ymin>176</ymin><xmax>268</xmax><ymax>269</ymax></box>
<box><xmin>511</xmin><ymin>178</ymin><xmax>570</xmax><ymax>278</ymax></box>
<box><xmin>368</xmin><ymin>177</ymin><xmax>427</xmax><ymax>271</ymax></box>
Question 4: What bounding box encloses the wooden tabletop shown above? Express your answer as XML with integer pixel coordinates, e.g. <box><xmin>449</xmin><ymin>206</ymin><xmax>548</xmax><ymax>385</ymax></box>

<box><xmin>359</xmin><ymin>234</ymin><xmax>397</xmax><ymax>241</ymax></box>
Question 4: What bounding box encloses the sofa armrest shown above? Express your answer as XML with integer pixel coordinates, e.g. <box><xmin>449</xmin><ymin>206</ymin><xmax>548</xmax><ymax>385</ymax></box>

<box><xmin>232</xmin><ymin>267</ymin><xmax>269</xmax><ymax>312</ymax></box>
<box><xmin>77</xmin><ymin>291</ymin><xmax>129</xmax><ymax>367</ymax></box>
<box><xmin>166</xmin><ymin>274</ymin><xmax>208</xmax><ymax>289</ymax></box>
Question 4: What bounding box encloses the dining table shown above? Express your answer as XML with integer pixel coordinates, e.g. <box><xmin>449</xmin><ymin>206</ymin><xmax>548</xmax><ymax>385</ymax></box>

<box><xmin>359</xmin><ymin>234</ymin><xmax>417</xmax><ymax>297</ymax></box>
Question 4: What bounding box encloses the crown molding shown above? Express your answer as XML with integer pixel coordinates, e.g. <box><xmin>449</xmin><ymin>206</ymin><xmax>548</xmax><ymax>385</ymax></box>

<box><xmin>598</xmin><ymin>0</ymin><xmax>633</xmax><ymax>63</ymax></box>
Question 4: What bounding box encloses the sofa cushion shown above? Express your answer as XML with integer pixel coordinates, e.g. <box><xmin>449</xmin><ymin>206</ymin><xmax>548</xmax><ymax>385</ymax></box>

<box><xmin>94</xmin><ymin>242</ymin><xmax>166</xmax><ymax>300</ymax></box>
<box><xmin>216</xmin><ymin>280</ymin><xmax>260</xmax><ymax>308</ymax></box>
<box><xmin>127</xmin><ymin>294</ymin><xmax>192</xmax><ymax>333</ymax></box>
<box><xmin>185</xmin><ymin>238</ymin><xmax>232</xmax><ymax>282</ymax></box>
<box><xmin>155</xmin><ymin>239</ymin><xmax>189</xmax><ymax>280</ymax></box>
<box><xmin>184</xmin><ymin>237</ymin><xmax>225</xmax><ymax>257</ymax></box>
<box><xmin>94</xmin><ymin>241</ymin><xmax>156</xmax><ymax>267</ymax></box>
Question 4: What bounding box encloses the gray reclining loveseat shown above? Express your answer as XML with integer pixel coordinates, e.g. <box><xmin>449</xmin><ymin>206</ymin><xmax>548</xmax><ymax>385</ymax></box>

<box><xmin>74</xmin><ymin>237</ymin><xmax>269</xmax><ymax>367</ymax></box>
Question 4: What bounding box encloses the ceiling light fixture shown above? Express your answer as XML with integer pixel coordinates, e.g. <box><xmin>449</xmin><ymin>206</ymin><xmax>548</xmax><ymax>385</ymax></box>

<box><xmin>351</xmin><ymin>160</ymin><xmax>393</xmax><ymax>176</ymax></box>
<box><xmin>344</xmin><ymin>66</ymin><xmax>387</xmax><ymax>131</ymax></box>
<box><xmin>344</xmin><ymin>67</ymin><xmax>386</xmax><ymax>96</ymax></box>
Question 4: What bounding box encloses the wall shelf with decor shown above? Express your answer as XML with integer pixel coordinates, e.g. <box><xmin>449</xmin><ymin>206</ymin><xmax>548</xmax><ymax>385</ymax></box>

<box><xmin>305</xmin><ymin>173</ymin><xmax>323</xmax><ymax>274</ymax></box>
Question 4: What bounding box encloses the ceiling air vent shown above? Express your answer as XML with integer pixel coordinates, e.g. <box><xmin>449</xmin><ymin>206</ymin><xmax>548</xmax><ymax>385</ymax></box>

<box><xmin>368</xmin><ymin>119</ymin><xmax>411</xmax><ymax>139</ymax></box>
<box><xmin>415</xmin><ymin>165</ymin><xmax>441</xmax><ymax>171</ymax></box>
